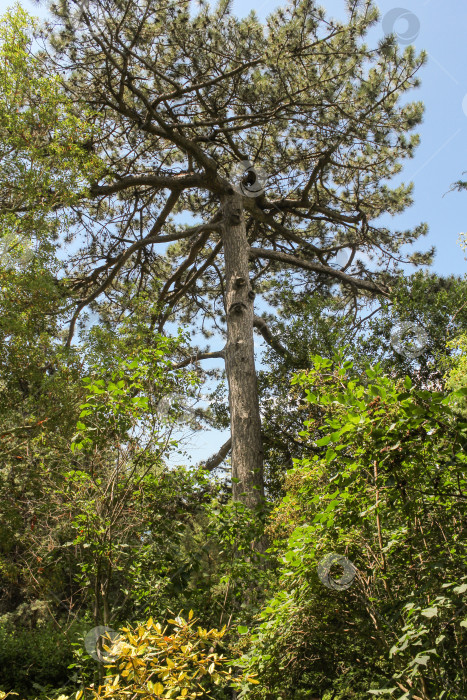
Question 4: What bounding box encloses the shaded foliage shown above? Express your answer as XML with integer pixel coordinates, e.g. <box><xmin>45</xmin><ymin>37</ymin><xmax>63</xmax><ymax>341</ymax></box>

<box><xmin>240</xmin><ymin>353</ymin><xmax>467</xmax><ymax>699</ymax></box>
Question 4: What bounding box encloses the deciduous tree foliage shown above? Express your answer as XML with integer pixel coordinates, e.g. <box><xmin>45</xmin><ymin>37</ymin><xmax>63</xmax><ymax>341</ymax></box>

<box><xmin>240</xmin><ymin>354</ymin><xmax>467</xmax><ymax>699</ymax></box>
<box><xmin>41</xmin><ymin>0</ymin><xmax>431</xmax><ymax>504</ymax></box>
<box><xmin>255</xmin><ymin>271</ymin><xmax>467</xmax><ymax>495</ymax></box>
<box><xmin>0</xmin><ymin>5</ymin><xmax>99</xmax><ymax>266</ymax></box>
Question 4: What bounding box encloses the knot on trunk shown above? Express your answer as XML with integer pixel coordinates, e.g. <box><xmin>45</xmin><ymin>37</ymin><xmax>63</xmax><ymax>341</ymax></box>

<box><xmin>229</xmin><ymin>301</ymin><xmax>247</xmax><ymax>315</ymax></box>
<box><xmin>228</xmin><ymin>207</ymin><xmax>242</xmax><ymax>226</ymax></box>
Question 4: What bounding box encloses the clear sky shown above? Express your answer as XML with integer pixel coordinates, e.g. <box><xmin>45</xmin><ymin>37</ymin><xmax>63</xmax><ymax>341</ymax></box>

<box><xmin>3</xmin><ymin>0</ymin><xmax>467</xmax><ymax>463</ymax></box>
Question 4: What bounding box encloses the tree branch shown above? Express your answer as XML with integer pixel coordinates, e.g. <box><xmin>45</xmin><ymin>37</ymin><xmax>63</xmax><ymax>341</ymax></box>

<box><xmin>249</xmin><ymin>247</ymin><xmax>389</xmax><ymax>296</ymax></box>
<box><xmin>156</xmin><ymin>240</ymin><xmax>223</xmax><ymax>333</ymax></box>
<box><xmin>158</xmin><ymin>230</ymin><xmax>212</xmax><ymax>306</ymax></box>
<box><xmin>172</xmin><ymin>350</ymin><xmax>225</xmax><ymax>370</ymax></box>
<box><xmin>65</xmin><ymin>190</ymin><xmax>181</xmax><ymax>347</ymax></box>
<box><xmin>90</xmin><ymin>173</ymin><xmax>204</xmax><ymax>196</ymax></box>
<box><xmin>253</xmin><ymin>316</ymin><xmax>294</xmax><ymax>360</ymax></box>
<box><xmin>202</xmin><ymin>437</ymin><xmax>232</xmax><ymax>472</ymax></box>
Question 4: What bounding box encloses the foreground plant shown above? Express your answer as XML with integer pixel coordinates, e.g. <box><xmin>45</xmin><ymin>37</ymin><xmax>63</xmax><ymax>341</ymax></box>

<box><xmin>86</xmin><ymin>612</ymin><xmax>254</xmax><ymax>699</ymax></box>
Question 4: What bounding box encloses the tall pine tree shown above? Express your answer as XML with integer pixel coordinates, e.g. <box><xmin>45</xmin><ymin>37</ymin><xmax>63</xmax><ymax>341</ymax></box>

<box><xmin>41</xmin><ymin>0</ymin><xmax>431</xmax><ymax>505</ymax></box>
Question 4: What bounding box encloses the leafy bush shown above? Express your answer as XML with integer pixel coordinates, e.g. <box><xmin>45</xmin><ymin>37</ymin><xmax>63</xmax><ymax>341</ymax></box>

<box><xmin>0</xmin><ymin>622</ymin><xmax>76</xmax><ymax>697</ymax></box>
<box><xmin>86</xmin><ymin>612</ymin><xmax>251</xmax><ymax>699</ymax></box>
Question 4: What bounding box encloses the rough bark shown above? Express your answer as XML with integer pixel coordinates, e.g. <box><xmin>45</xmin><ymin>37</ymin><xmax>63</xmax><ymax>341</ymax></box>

<box><xmin>222</xmin><ymin>192</ymin><xmax>264</xmax><ymax>506</ymax></box>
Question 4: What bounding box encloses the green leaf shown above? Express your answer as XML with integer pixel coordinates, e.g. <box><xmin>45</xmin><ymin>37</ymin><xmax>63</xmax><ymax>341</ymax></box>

<box><xmin>420</xmin><ymin>607</ymin><xmax>438</xmax><ymax>618</ymax></box>
<box><xmin>411</xmin><ymin>654</ymin><xmax>430</xmax><ymax>666</ymax></box>
<box><xmin>316</xmin><ymin>435</ymin><xmax>331</xmax><ymax>446</ymax></box>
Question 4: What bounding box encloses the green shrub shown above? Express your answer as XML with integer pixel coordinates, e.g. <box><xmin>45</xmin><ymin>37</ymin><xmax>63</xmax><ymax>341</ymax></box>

<box><xmin>0</xmin><ymin>622</ymin><xmax>76</xmax><ymax>698</ymax></box>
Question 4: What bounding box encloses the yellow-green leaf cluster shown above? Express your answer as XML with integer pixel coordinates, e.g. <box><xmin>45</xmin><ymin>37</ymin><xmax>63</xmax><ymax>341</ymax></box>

<box><xmin>90</xmin><ymin>613</ymin><xmax>239</xmax><ymax>699</ymax></box>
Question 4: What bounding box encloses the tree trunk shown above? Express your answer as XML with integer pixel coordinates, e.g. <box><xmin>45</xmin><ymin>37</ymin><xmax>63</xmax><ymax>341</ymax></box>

<box><xmin>222</xmin><ymin>192</ymin><xmax>264</xmax><ymax>507</ymax></box>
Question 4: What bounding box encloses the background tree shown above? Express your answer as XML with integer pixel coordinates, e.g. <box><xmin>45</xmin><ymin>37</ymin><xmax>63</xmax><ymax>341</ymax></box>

<box><xmin>40</xmin><ymin>0</ymin><xmax>431</xmax><ymax>505</ymax></box>
<box><xmin>254</xmin><ymin>270</ymin><xmax>467</xmax><ymax>496</ymax></box>
<box><xmin>0</xmin><ymin>3</ymin><xmax>98</xmax><ymax>630</ymax></box>
<box><xmin>0</xmin><ymin>4</ymin><xmax>100</xmax><ymax>265</ymax></box>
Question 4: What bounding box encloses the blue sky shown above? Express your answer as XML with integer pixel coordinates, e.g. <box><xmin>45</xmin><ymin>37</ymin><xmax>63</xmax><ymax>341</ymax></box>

<box><xmin>3</xmin><ymin>0</ymin><xmax>467</xmax><ymax>464</ymax></box>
